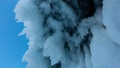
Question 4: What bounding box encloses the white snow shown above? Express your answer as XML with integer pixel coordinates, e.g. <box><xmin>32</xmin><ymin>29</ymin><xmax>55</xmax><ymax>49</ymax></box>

<box><xmin>103</xmin><ymin>0</ymin><xmax>120</xmax><ymax>45</ymax></box>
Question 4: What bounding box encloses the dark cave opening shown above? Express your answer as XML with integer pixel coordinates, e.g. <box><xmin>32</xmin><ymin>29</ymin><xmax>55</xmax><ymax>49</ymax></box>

<box><xmin>78</xmin><ymin>0</ymin><xmax>95</xmax><ymax>18</ymax></box>
<box><xmin>63</xmin><ymin>0</ymin><xmax>103</xmax><ymax>18</ymax></box>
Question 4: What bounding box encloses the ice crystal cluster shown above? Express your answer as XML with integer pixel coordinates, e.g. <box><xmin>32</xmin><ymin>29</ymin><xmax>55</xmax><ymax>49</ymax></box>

<box><xmin>14</xmin><ymin>0</ymin><xmax>120</xmax><ymax>68</ymax></box>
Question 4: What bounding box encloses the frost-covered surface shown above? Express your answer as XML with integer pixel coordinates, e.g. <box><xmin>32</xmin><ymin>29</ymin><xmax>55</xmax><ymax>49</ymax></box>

<box><xmin>14</xmin><ymin>0</ymin><xmax>120</xmax><ymax>68</ymax></box>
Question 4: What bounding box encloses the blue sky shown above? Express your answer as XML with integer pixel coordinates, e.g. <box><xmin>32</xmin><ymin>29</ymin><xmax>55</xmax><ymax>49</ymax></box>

<box><xmin>0</xmin><ymin>0</ymin><xmax>28</xmax><ymax>68</ymax></box>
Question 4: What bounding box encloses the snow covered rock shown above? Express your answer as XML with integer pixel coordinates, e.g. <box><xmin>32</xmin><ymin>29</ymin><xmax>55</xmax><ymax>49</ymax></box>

<box><xmin>14</xmin><ymin>0</ymin><xmax>120</xmax><ymax>68</ymax></box>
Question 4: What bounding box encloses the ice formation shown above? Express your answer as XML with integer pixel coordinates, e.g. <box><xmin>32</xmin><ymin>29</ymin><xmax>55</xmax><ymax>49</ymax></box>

<box><xmin>14</xmin><ymin>0</ymin><xmax>120</xmax><ymax>68</ymax></box>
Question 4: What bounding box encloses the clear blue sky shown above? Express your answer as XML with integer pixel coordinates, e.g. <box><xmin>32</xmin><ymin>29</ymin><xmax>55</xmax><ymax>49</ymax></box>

<box><xmin>0</xmin><ymin>0</ymin><xmax>28</xmax><ymax>68</ymax></box>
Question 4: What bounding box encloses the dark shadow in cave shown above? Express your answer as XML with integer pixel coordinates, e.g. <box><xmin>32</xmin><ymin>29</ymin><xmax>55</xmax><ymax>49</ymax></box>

<box><xmin>52</xmin><ymin>61</ymin><xmax>61</xmax><ymax>68</ymax></box>
<box><xmin>78</xmin><ymin>0</ymin><xmax>95</xmax><ymax>18</ymax></box>
<box><xmin>63</xmin><ymin>0</ymin><xmax>103</xmax><ymax>18</ymax></box>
